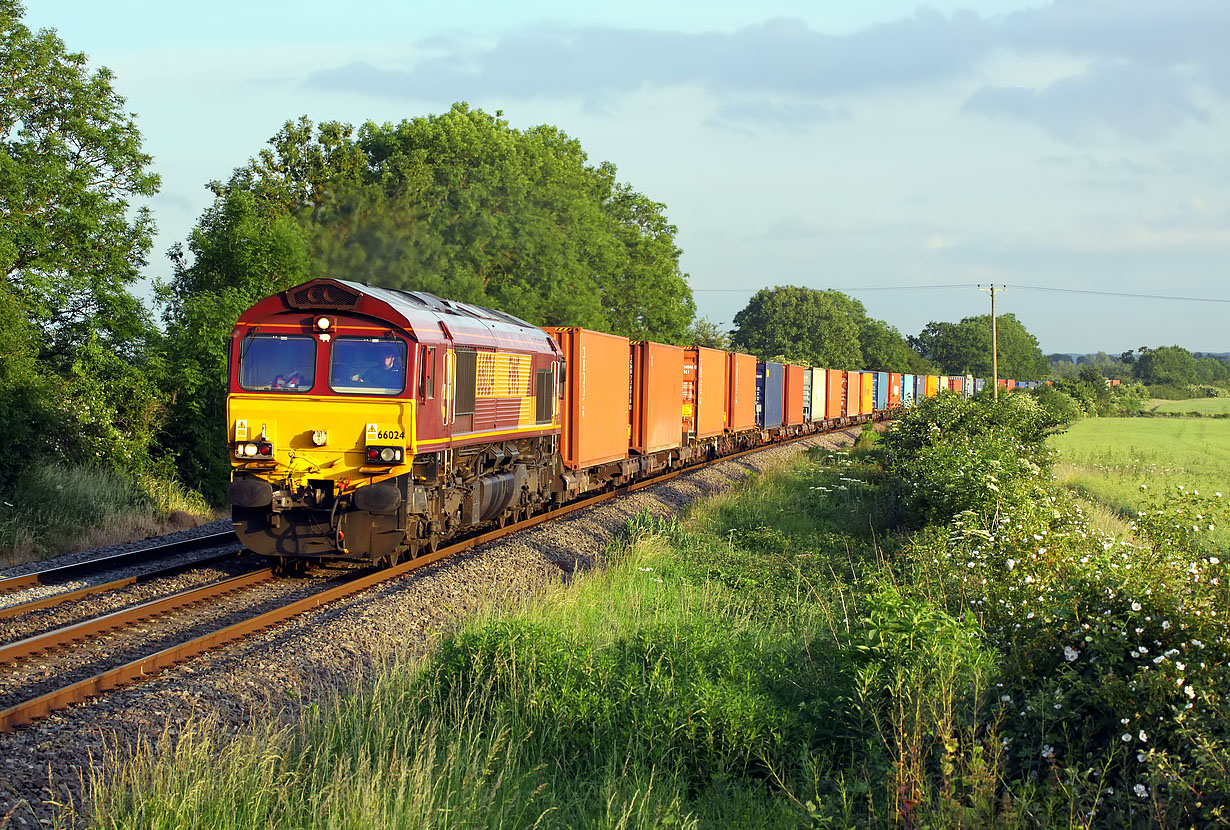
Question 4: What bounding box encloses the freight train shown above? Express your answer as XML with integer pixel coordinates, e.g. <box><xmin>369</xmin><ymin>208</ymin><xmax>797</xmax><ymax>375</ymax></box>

<box><xmin>225</xmin><ymin>279</ymin><xmax>1027</xmax><ymax>566</ymax></box>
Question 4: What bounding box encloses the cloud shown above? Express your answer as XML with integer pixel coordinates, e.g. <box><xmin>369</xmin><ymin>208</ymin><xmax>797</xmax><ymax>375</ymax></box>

<box><xmin>306</xmin><ymin>13</ymin><xmax>994</xmax><ymax>105</ymax></box>
<box><xmin>303</xmin><ymin>1</ymin><xmax>1230</xmax><ymax>138</ymax></box>
<box><xmin>963</xmin><ymin>62</ymin><xmax>1209</xmax><ymax>143</ymax></box>
<box><xmin>705</xmin><ymin>98</ymin><xmax>845</xmax><ymax>132</ymax></box>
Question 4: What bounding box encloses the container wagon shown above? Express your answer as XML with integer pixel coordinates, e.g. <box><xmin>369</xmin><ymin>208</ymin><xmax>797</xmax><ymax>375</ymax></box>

<box><xmin>757</xmin><ymin>361</ymin><xmax>784</xmax><ymax>429</ymax></box>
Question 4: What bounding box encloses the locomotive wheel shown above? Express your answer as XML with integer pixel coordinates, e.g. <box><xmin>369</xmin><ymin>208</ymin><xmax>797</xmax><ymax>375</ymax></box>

<box><xmin>274</xmin><ymin>557</ymin><xmax>310</xmax><ymax>577</ymax></box>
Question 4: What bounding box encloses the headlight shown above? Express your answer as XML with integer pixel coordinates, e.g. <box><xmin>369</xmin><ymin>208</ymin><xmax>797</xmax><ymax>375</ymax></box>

<box><xmin>242</xmin><ymin>443</ymin><xmax>257</xmax><ymax>457</ymax></box>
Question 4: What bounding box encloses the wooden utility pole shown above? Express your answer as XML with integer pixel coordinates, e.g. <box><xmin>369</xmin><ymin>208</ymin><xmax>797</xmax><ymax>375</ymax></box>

<box><xmin>979</xmin><ymin>285</ymin><xmax>1002</xmax><ymax>400</ymax></box>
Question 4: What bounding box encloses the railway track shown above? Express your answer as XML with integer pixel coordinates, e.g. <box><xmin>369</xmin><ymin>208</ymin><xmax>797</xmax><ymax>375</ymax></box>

<box><xmin>0</xmin><ymin>428</ymin><xmax>858</xmax><ymax>732</ymax></box>
<box><xmin>0</xmin><ymin>530</ymin><xmax>239</xmax><ymax>598</ymax></box>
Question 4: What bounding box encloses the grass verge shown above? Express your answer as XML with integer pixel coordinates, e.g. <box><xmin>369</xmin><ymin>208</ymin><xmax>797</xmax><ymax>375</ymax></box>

<box><xmin>0</xmin><ymin>463</ymin><xmax>213</xmax><ymax>568</ymax></box>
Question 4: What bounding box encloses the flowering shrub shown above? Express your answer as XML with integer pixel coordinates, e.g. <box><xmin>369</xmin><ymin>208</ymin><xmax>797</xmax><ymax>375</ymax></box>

<box><xmin>883</xmin><ymin>395</ymin><xmax>1230</xmax><ymax>824</ymax></box>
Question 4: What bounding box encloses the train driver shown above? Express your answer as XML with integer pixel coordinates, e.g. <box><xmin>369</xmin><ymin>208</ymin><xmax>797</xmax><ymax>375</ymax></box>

<box><xmin>360</xmin><ymin>345</ymin><xmax>403</xmax><ymax>389</ymax></box>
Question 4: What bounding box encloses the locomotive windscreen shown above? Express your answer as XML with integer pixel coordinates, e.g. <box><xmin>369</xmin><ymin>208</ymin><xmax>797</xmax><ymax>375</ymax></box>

<box><xmin>238</xmin><ymin>335</ymin><xmax>316</xmax><ymax>392</ymax></box>
<box><xmin>329</xmin><ymin>338</ymin><xmax>407</xmax><ymax>395</ymax></box>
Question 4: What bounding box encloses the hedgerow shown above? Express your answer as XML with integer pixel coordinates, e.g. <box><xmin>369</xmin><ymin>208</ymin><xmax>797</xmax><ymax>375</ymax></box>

<box><xmin>881</xmin><ymin>393</ymin><xmax>1230</xmax><ymax>825</ymax></box>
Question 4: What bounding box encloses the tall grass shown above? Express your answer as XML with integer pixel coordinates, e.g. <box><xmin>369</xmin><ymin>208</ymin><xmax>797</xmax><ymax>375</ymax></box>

<box><xmin>0</xmin><ymin>463</ymin><xmax>212</xmax><ymax>567</ymax></box>
<box><xmin>81</xmin><ymin>409</ymin><xmax>1230</xmax><ymax>827</ymax></box>
<box><xmin>80</xmin><ymin>448</ymin><xmax>1007</xmax><ymax>829</ymax></box>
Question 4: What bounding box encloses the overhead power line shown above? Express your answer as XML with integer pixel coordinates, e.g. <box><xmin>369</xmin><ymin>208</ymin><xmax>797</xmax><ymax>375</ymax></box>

<box><xmin>1005</xmin><ymin>284</ymin><xmax>1230</xmax><ymax>304</ymax></box>
<box><xmin>691</xmin><ymin>284</ymin><xmax>976</xmax><ymax>293</ymax></box>
<box><xmin>691</xmin><ymin>283</ymin><xmax>1230</xmax><ymax>304</ymax></box>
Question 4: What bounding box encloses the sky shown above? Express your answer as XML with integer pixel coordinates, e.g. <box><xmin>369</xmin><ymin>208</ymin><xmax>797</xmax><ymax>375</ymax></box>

<box><xmin>21</xmin><ymin>0</ymin><xmax>1230</xmax><ymax>354</ymax></box>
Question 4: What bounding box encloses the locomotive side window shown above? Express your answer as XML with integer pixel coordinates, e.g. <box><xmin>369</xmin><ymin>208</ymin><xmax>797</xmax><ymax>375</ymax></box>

<box><xmin>535</xmin><ymin>368</ymin><xmax>553</xmax><ymax>424</ymax></box>
<box><xmin>419</xmin><ymin>346</ymin><xmax>436</xmax><ymax>399</ymax></box>
<box><xmin>330</xmin><ymin>338</ymin><xmax>407</xmax><ymax>395</ymax></box>
<box><xmin>238</xmin><ymin>335</ymin><xmax>316</xmax><ymax>392</ymax></box>
<box><xmin>454</xmin><ymin>348</ymin><xmax>477</xmax><ymax>415</ymax></box>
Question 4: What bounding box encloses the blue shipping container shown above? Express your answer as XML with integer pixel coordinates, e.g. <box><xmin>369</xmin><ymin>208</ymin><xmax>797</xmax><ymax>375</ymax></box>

<box><xmin>902</xmin><ymin>374</ymin><xmax>914</xmax><ymax>405</ymax></box>
<box><xmin>756</xmin><ymin>361</ymin><xmax>784</xmax><ymax>428</ymax></box>
<box><xmin>875</xmin><ymin>372</ymin><xmax>889</xmax><ymax>410</ymax></box>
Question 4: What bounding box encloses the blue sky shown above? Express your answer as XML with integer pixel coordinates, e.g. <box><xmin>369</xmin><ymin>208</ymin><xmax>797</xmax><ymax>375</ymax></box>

<box><xmin>25</xmin><ymin>0</ymin><xmax>1230</xmax><ymax>353</ymax></box>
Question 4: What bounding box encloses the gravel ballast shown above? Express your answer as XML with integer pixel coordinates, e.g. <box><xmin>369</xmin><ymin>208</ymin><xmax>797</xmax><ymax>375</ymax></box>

<box><xmin>0</xmin><ymin>431</ymin><xmax>860</xmax><ymax>828</ymax></box>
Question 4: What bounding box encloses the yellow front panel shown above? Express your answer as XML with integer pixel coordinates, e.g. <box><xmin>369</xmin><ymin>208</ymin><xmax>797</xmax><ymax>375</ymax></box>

<box><xmin>228</xmin><ymin>394</ymin><xmax>415</xmax><ymax>483</ymax></box>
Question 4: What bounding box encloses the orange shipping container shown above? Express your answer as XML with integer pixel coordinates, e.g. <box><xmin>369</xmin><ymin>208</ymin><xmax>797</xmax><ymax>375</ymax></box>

<box><xmin>888</xmin><ymin>373</ymin><xmax>902</xmax><ymax>408</ymax></box>
<box><xmin>548</xmin><ymin>327</ymin><xmax>631</xmax><ymax>470</ymax></box>
<box><xmin>631</xmin><ymin>341</ymin><xmax>684</xmax><ymax>454</ymax></box>
<box><xmin>860</xmin><ymin>371</ymin><xmax>873</xmax><ymax>414</ymax></box>
<box><xmin>925</xmin><ymin>375</ymin><xmax>939</xmax><ymax>397</ymax></box>
<box><xmin>825</xmin><ymin>369</ymin><xmax>845</xmax><ymax>419</ymax></box>
<box><xmin>684</xmin><ymin>346</ymin><xmax>727</xmax><ymax>439</ymax></box>
<box><xmin>845</xmin><ymin>371</ymin><xmax>861</xmax><ymax>417</ymax></box>
<box><xmin>784</xmin><ymin>364</ymin><xmax>806</xmax><ymax>426</ymax></box>
<box><xmin>726</xmin><ymin>352</ymin><xmax>758</xmax><ymax>432</ymax></box>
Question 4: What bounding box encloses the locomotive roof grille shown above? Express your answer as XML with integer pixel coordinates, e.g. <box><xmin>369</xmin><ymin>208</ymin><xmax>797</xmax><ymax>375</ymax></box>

<box><xmin>286</xmin><ymin>281</ymin><xmax>361</xmax><ymax>310</ymax></box>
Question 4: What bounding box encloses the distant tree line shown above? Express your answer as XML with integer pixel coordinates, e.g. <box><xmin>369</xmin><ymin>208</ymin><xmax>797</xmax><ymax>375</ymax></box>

<box><xmin>1047</xmin><ymin>346</ymin><xmax>1230</xmax><ymax>391</ymax></box>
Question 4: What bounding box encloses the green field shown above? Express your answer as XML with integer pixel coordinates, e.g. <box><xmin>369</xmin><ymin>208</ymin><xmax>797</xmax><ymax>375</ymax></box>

<box><xmin>1050</xmin><ymin>417</ymin><xmax>1230</xmax><ymax>544</ymax></box>
<box><xmin>1148</xmin><ymin>397</ymin><xmax>1230</xmax><ymax>415</ymax></box>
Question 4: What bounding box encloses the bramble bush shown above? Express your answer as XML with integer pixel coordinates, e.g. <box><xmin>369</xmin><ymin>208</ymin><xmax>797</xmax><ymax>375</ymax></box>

<box><xmin>882</xmin><ymin>394</ymin><xmax>1230</xmax><ymax>825</ymax></box>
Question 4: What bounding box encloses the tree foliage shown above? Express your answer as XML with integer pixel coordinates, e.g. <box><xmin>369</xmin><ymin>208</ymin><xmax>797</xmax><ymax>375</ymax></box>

<box><xmin>1</xmin><ymin>0</ymin><xmax>159</xmax><ymax>356</ymax></box>
<box><xmin>910</xmin><ymin>313</ymin><xmax>1047</xmax><ymax>380</ymax></box>
<box><xmin>186</xmin><ymin>106</ymin><xmax>695</xmax><ymax>342</ymax></box>
<box><xmin>0</xmin><ymin>2</ymin><xmax>163</xmax><ymax>492</ymax></box>
<box><xmin>685</xmin><ymin>317</ymin><xmax>732</xmax><ymax>350</ymax></box>
<box><xmin>729</xmin><ymin>285</ymin><xmax>924</xmax><ymax>370</ymax></box>
<box><xmin>1132</xmin><ymin>345</ymin><xmax>1199</xmax><ymax>387</ymax></box>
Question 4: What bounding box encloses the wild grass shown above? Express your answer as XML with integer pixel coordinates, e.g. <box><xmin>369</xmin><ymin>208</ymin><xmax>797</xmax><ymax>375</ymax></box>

<box><xmin>85</xmin><ymin>448</ymin><xmax>965</xmax><ymax>829</ymax></box>
<box><xmin>79</xmin><ymin>407</ymin><xmax>1230</xmax><ymax>827</ymax></box>
<box><xmin>1148</xmin><ymin>397</ymin><xmax>1230</xmax><ymax>415</ymax></box>
<box><xmin>0</xmin><ymin>463</ymin><xmax>212</xmax><ymax>567</ymax></box>
<box><xmin>1049</xmin><ymin>417</ymin><xmax>1230</xmax><ymax>548</ymax></box>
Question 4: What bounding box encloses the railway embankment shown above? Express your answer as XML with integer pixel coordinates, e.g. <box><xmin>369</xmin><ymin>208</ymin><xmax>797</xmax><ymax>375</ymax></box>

<box><xmin>0</xmin><ymin>430</ymin><xmax>858</xmax><ymax>829</ymax></box>
<box><xmin>67</xmin><ymin>395</ymin><xmax>1230</xmax><ymax>829</ymax></box>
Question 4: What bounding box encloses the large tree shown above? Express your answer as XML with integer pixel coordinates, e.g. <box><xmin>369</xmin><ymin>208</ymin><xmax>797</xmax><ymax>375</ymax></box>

<box><xmin>731</xmin><ymin>286</ymin><xmax>862</xmax><ymax>367</ymax></box>
<box><xmin>1133</xmin><ymin>345</ymin><xmax>1199</xmax><ymax>387</ymax></box>
<box><xmin>162</xmin><ymin>105</ymin><xmax>696</xmax><ymax>497</ymax></box>
<box><xmin>1</xmin><ymin>0</ymin><xmax>159</xmax><ymax>356</ymax></box>
<box><xmin>730</xmin><ymin>285</ymin><xmax>926</xmax><ymax>371</ymax></box>
<box><xmin>182</xmin><ymin>106</ymin><xmax>694</xmax><ymax>342</ymax></box>
<box><xmin>0</xmin><ymin>2</ymin><xmax>164</xmax><ymax>487</ymax></box>
<box><xmin>910</xmin><ymin>313</ymin><xmax>1047</xmax><ymax>380</ymax></box>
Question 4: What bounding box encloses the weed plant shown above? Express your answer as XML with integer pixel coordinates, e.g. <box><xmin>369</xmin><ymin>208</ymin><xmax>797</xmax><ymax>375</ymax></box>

<box><xmin>0</xmin><ymin>463</ymin><xmax>210</xmax><ymax>565</ymax></box>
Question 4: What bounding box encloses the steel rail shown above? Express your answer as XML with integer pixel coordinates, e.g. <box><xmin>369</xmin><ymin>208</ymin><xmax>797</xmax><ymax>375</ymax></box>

<box><xmin>0</xmin><ymin>530</ymin><xmax>238</xmax><ymax>596</ymax></box>
<box><xmin>0</xmin><ymin>567</ymin><xmax>275</xmax><ymax>666</ymax></box>
<box><xmin>0</xmin><ymin>550</ymin><xmax>248</xmax><ymax>621</ymax></box>
<box><xmin>0</xmin><ymin>422</ymin><xmax>870</xmax><ymax>731</ymax></box>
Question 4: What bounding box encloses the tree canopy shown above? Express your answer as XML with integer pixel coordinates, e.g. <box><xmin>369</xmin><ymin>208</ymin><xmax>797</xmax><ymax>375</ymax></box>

<box><xmin>729</xmin><ymin>285</ymin><xmax>928</xmax><ymax>371</ymax></box>
<box><xmin>1</xmin><ymin>0</ymin><xmax>159</xmax><ymax>357</ymax></box>
<box><xmin>0</xmin><ymin>1</ymin><xmax>164</xmax><ymax>490</ymax></box>
<box><xmin>910</xmin><ymin>313</ymin><xmax>1048</xmax><ymax>380</ymax></box>
<box><xmin>174</xmin><ymin>107</ymin><xmax>695</xmax><ymax>343</ymax></box>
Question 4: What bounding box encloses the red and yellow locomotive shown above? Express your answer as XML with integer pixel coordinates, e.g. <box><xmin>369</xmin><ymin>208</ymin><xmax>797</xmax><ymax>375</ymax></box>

<box><xmin>227</xmin><ymin>279</ymin><xmax>562</xmax><ymax>566</ymax></box>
